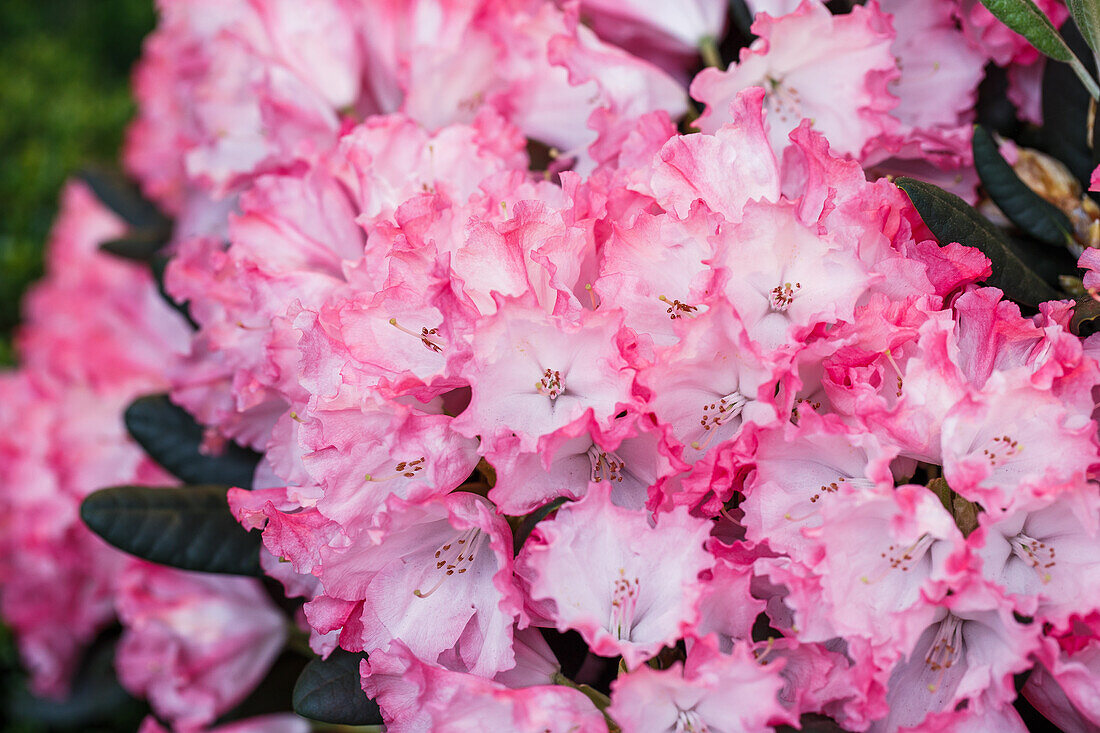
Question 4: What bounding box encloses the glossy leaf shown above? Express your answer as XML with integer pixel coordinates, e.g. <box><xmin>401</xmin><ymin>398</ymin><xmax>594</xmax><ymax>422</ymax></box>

<box><xmin>1072</xmin><ymin>293</ymin><xmax>1100</xmax><ymax>334</ymax></box>
<box><xmin>777</xmin><ymin>714</ymin><xmax>847</xmax><ymax>732</ymax></box>
<box><xmin>895</xmin><ymin>177</ymin><xmax>1062</xmax><ymax>306</ymax></box>
<box><xmin>99</xmin><ymin>230</ymin><xmax>169</xmax><ymax>262</ymax></box>
<box><xmin>513</xmin><ymin>496</ymin><xmax>567</xmax><ymax>555</ymax></box>
<box><xmin>80</xmin><ymin>484</ymin><xmax>262</xmax><ymax>575</ymax></box>
<box><xmin>973</xmin><ymin>125</ymin><xmax>1073</xmax><ymax>246</ymax></box>
<box><xmin>8</xmin><ymin>633</ymin><xmax>145</xmax><ymax>728</ymax></box>
<box><xmin>292</xmin><ymin>649</ymin><xmax>383</xmax><ymax>725</ymax></box>
<box><xmin>150</xmin><ymin>252</ymin><xmax>199</xmax><ymax>330</ymax></box>
<box><xmin>77</xmin><ymin>166</ymin><xmax>169</xmax><ymax>233</ymax></box>
<box><xmin>125</xmin><ymin>394</ymin><xmax>260</xmax><ymax>488</ymax></box>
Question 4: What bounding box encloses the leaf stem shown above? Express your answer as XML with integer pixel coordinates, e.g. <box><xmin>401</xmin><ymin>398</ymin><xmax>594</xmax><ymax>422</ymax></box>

<box><xmin>1071</xmin><ymin>56</ymin><xmax>1100</xmax><ymax>100</ymax></box>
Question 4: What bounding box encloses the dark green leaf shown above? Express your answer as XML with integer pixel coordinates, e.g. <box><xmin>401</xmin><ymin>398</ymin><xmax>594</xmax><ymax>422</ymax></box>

<box><xmin>513</xmin><ymin>497</ymin><xmax>567</xmax><ymax>555</ymax></box>
<box><xmin>1004</xmin><ymin>233</ymin><xmax>1080</xmax><ymax>288</ymax></box>
<box><xmin>215</xmin><ymin>651</ymin><xmax>307</xmax><ymax>725</ymax></box>
<box><xmin>9</xmin><ymin>632</ymin><xmax>146</xmax><ymax>729</ymax></box>
<box><xmin>151</xmin><ymin>252</ymin><xmax>199</xmax><ymax>330</ymax></box>
<box><xmin>980</xmin><ymin>0</ymin><xmax>1076</xmax><ymax>62</ymax></box>
<box><xmin>976</xmin><ymin>64</ymin><xmax>1024</xmax><ymax>139</ymax></box>
<box><xmin>895</xmin><ymin>177</ymin><xmax>1063</xmax><ymax>306</ymax></box>
<box><xmin>77</xmin><ymin>167</ymin><xmax>169</xmax><ymax>233</ymax></box>
<box><xmin>1068</xmin><ymin>0</ymin><xmax>1100</xmax><ymax>55</ymax></box>
<box><xmin>1072</xmin><ymin>293</ymin><xmax>1100</xmax><ymax>334</ymax></box>
<box><xmin>292</xmin><ymin>649</ymin><xmax>383</xmax><ymax>725</ymax></box>
<box><xmin>125</xmin><ymin>394</ymin><xmax>260</xmax><ymax>488</ymax></box>
<box><xmin>98</xmin><ymin>230</ymin><xmax>169</xmax><ymax>262</ymax></box>
<box><xmin>729</xmin><ymin>1</ymin><xmax>755</xmax><ymax>38</ymax></box>
<box><xmin>81</xmin><ymin>484</ymin><xmax>262</xmax><ymax>575</ymax></box>
<box><xmin>776</xmin><ymin>714</ymin><xmax>847</xmax><ymax>732</ymax></box>
<box><xmin>973</xmin><ymin>125</ymin><xmax>1074</xmax><ymax>246</ymax></box>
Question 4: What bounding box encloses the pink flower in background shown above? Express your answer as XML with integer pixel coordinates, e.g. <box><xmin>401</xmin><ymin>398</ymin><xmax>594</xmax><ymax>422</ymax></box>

<box><xmin>115</xmin><ymin>563</ymin><xmax>287</xmax><ymax>731</ymax></box>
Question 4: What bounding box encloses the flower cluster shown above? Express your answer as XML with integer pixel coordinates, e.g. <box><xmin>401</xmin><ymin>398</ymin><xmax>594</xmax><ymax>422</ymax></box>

<box><xmin>5</xmin><ymin>1</ymin><xmax>1100</xmax><ymax>731</ymax></box>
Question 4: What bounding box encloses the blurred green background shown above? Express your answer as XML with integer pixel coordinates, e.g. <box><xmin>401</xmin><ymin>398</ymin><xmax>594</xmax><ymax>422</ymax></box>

<box><xmin>0</xmin><ymin>0</ymin><xmax>155</xmax><ymax>366</ymax></box>
<box><xmin>1</xmin><ymin>2</ymin><xmax>155</xmax><ymax>730</ymax></box>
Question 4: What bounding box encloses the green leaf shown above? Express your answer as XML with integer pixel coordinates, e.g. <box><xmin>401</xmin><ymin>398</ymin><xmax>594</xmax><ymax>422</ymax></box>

<box><xmin>1072</xmin><ymin>293</ymin><xmax>1100</xmax><ymax>334</ymax></box>
<box><xmin>981</xmin><ymin>0</ymin><xmax>1100</xmax><ymax>98</ymax></box>
<box><xmin>1068</xmin><ymin>0</ymin><xmax>1100</xmax><ymax>56</ymax></box>
<box><xmin>292</xmin><ymin>649</ymin><xmax>383</xmax><ymax>725</ymax></box>
<box><xmin>125</xmin><ymin>394</ymin><xmax>260</xmax><ymax>488</ymax></box>
<box><xmin>730</xmin><ymin>0</ymin><xmax>755</xmax><ymax>36</ymax></box>
<box><xmin>776</xmin><ymin>714</ymin><xmax>847</xmax><ymax>732</ymax></box>
<box><xmin>80</xmin><ymin>484</ymin><xmax>262</xmax><ymax>575</ymax></box>
<box><xmin>512</xmin><ymin>496</ymin><xmax>567</xmax><ymax>555</ymax></box>
<box><xmin>98</xmin><ymin>230</ymin><xmax>168</xmax><ymax>262</ymax></box>
<box><xmin>895</xmin><ymin>177</ymin><xmax>1063</xmax><ymax>306</ymax></box>
<box><xmin>76</xmin><ymin>167</ymin><xmax>169</xmax><ymax>233</ymax></box>
<box><xmin>980</xmin><ymin>0</ymin><xmax>1075</xmax><ymax>62</ymax></box>
<box><xmin>972</xmin><ymin>125</ymin><xmax>1074</xmax><ymax>246</ymax></box>
<box><xmin>150</xmin><ymin>252</ymin><xmax>199</xmax><ymax>330</ymax></box>
<box><xmin>9</xmin><ymin>632</ymin><xmax>146</xmax><ymax>729</ymax></box>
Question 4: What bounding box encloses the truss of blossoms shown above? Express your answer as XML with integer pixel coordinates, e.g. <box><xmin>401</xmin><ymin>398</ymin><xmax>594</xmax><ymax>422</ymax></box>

<box><xmin>6</xmin><ymin>0</ymin><xmax>1100</xmax><ymax>731</ymax></box>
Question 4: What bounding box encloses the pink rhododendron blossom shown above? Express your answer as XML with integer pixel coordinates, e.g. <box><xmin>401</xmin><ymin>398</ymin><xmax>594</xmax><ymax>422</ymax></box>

<box><xmin>362</xmin><ymin>641</ymin><xmax>608</xmax><ymax>732</ymax></box>
<box><xmin>516</xmin><ymin>484</ymin><xmax>713</xmax><ymax>668</ymax></box>
<box><xmin>691</xmin><ymin>0</ymin><xmax>898</xmax><ymax>159</ymax></box>
<box><xmin>636</xmin><ymin>300</ymin><xmax>785</xmax><ymax>463</ymax></box>
<box><xmin>138</xmin><ymin>714</ymin><xmax>310</xmax><ymax>733</ymax></box>
<box><xmin>453</xmin><ymin>299</ymin><xmax>636</xmax><ymax>455</ymax></box>
<box><xmin>873</xmin><ymin>579</ymin><xmax>1043</xmax><ymax>732</ymax></box>
<box><xmin>115</xmin><ymin>563</ymin><xmax>286</xmax><ymax>730</ymax></box>
<box><xmin>607</xmin><ymin>637</ymin><xmax>790</xmax><ymax>732</ymax></box>
<box><xmin>1024</xmin><ymin>622</ymin><xmax>1100</xmax><ymax>730</ymax></box>
<box><xmin>308</xmin><ymin>491</ymin><xmax>521</xmax><ymax>677</ymax></box>
<box><xmin>710</xmin><ymin>200</ymin><xmax>875</xmax><ymax>349</ymax></box>
<box><xmin>16</xmin><ymin>1</ymin><xmax>1100</xmax><ymax>729</ymax></box>
<box><xmin>573</xmin><ymin>0</ymin><xmax>728</xmax><ymax>77</ymax></box>
<box><xmin>0</xmin><ymin>179</ymin><xmax>185</xmax><ymax>697</ymax></box>
<box><xmin>972</xmin><ymin>488</ymin><xmax>1100</xmax><ymax>628</ymax></box>
<box><xmin>740</xmin><ymin>411</ymin><xmax>899</xmax><ymax>564</ymax></box>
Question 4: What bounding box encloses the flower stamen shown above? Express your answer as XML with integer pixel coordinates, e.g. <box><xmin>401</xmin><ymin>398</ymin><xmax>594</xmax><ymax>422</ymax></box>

<box><xmin>1008</xmin><ymin>532</ymin><xmax>1056</xmax><ymax>584</ymax></box>
<box><xmin>587</xmin><ymin>446</ymin><xmax>626</xmax><ymax>483</ymax></box>
<box><xmin>658</xmin><ymin>294</ymin><xmax>698</xmax><ymax>320</ymax></box>
<box><xmin>609</xmin><ymin>569</ymin><xmax>640</xmax><ymax>641</ymax></box>
<box><xmin>365</xmin><ymin>457</ymin><xmax>426</xmax><ymax>482</ymax></box>
<box><xmin>536</xmin><ymin>368</ymin><xmax>565</xmax><ymax>400</ymax></box>
<box><xmin>388</xmin><ymin>317</ymin><xmax>444</xmax><ymax>353</ymax></box>
<box><xmin>413</xmin><ymin>527</ymin><xmax>483</xmax><ymax>598</ymax></box>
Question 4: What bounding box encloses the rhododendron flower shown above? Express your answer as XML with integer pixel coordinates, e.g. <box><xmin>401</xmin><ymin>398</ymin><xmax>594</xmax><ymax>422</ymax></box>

<box><xmin>516</xmin><ymin>484</ymin><xmax>713</xmax><ymax>668</ymax></box>
<box><xmin>362</xmin><ymin>641</ymin><xmax>608</xmax><ymax>732</ymax></box>
<box><xmin>308</xmin><ymin>491</ymin><xmax>521</xmax><ymax>677</ymax></box>
<box><xmin>692</xmin><ymin>0</ymin><xmax>898</xmax><ymax>159</ymax></box>
<box><xmin>115</xmin><ymin>563</ymin><xmax>287</xmax><ymax>730</ymax></box>
<box><xmin>453</xmin><ymin>299</ymin><xmax>636</xmax><ymax>455</ymax></box>
<box><xmin>607</xmin><ymin>637</ymin><xmax>790</xmax><ymax>732</ymax></box>
<box><xmin>15</xmin><ymin>1</ymin><xmax>1100</xmax><ymax>730</ymax></box>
